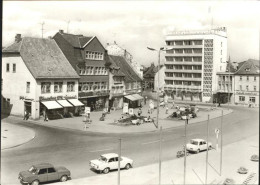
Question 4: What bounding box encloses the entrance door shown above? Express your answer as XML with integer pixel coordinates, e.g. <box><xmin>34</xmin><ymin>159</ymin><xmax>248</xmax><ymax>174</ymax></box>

<box><xmin>24</xmin><ymin>101</ymin><xmax>31</xmax><ymax>117</ymax></box>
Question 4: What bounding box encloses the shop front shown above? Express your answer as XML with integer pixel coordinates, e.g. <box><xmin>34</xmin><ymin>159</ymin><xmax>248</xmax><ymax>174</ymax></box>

<box><xmin>124</xmin><ymin>94</ymin><xmax>143</xmax><ymax>108</ymax></box>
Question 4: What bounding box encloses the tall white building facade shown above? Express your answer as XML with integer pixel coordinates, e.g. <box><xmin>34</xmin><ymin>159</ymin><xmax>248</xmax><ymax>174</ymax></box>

<box><xmin>164</xmin><ymin>27</ymin><xmax>228</xmax><ymax>102</ymax></box>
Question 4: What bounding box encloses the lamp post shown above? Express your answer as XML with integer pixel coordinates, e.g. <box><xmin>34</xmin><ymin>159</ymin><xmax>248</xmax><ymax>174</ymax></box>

<box><xmin>147</xmin><ymin>47</ymin><xmax>165</xmax><ymax>128</ymax></box>
<box><xmin>182</xmin><ymin>114</ymin><xmax>190</xmax><ymax>185</ymax></box>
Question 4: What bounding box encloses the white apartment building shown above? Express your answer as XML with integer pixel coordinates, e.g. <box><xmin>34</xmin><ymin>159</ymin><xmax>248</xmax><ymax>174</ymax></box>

<box><xmin>164</xmin><ymin>27</ymin><xmax>228</xmax><ymax>102</ymax></box>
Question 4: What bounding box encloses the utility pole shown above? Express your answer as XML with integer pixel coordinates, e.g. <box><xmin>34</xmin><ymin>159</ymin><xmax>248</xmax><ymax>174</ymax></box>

<box><xmin>118</xmin><ymin>138</ymin><xmax>121</xmax><ymax>185</ymax></box>
<box><xmin>184</xmin><ymin>117</ymin><xmax>188</xmax><ymax>185</ymax></box>
<box><xmin>156</xmin><ymin>50</ymin><xmax>161</xmax><ymax>129</ymax></box>
<box><xmin>40</xmin><ymin>22</ymin><xmax>45</xmax><ymax>39</ymax></box>
<box><xmin>228</xmin><ymin>55</ymin><xmax>231</xmax><ymax>109</ymax></box>
<box><xmin>159</xmin><ymin>126</ymin><xmax>162</xmax><ymax>185</ymax></box>
<box><xmin>220</xmin><ymin>110</ymin><xmax>223</xmax><ymax>176</ymax></box>
<box><xmin>205</xmin><ymin>115</ymin><xmax>209</xmax><ymax>184</ymax></box>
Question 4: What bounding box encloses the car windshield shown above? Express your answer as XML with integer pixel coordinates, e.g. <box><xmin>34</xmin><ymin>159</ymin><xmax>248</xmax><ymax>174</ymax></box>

<box><xmin>190</xmin><ymin>140</ymin><xmax>199</xmax><ymax>145</ymax></box>
<box><xmin>99</xmin><ymin>156</ymin><xmax>107</xmax><ymax>162</ymax></box>
<box><xmin>28</xmin><ymin>166</ymin><xmax>37</xmax><ymax>174</ymax></box>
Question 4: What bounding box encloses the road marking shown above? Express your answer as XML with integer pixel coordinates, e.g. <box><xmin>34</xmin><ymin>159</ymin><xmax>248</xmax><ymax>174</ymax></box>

<box><xmin>142</xmin><ymin>140</ymin><xmax>164</xmax><ymax>145</ymax></box>
<box><xmin>89</xmin><ymin>148</ymin><xmax>113</xmax><ymax>153</ymax></box>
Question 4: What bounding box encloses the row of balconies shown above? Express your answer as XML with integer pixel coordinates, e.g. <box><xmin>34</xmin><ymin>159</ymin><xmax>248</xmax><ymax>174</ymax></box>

<box><xmin>165</xmin><ymin>76</ymin><xmax>202</xmax><ymax>81</ymax></box>
<box><xmin>165</xmin><ymin>69</ymin><xmax>202</xmax><ymax>73</ymax></box>
<box><xmin>165</xmin><ymin>53</ymin><xmax>202</xmax><ymax>57</ymax></box>
<box><xmin>165</xmin><ymin>61</ymin><xmax>202</xmax><ymax>65</ymax></box>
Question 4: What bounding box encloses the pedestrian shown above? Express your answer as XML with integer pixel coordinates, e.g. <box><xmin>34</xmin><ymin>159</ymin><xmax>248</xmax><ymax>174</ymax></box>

<box><xmin>23</xmin><ymin>110</ymin><xmax>27</xmax><ymax>120</ymax></box>
<box><xmin>145</xmin><ymin>96</ymin><xmax>148</xmax><ymax>105</ymax></box>
<box><xmin>148</xmin><ymin>108</ymin><xmax>151</xmax><ymax>114</ymax></box>
<box><xmin>171</xmin><ymin>101</ymin><xmax>175</xmax><ymax>109</ymax></box>
<box><xmin>165</xmin><ymin>106</ymin><xmax>169</xmax><ymax>114</ymax></box>
<box><xmin>138</xmin><ymin>108</ymin><xmax>142</xmax><ymax>117</ymax></box>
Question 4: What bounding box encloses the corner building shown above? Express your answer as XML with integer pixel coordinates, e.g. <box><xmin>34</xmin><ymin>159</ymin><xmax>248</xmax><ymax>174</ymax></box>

<box><xmin>164</xmin><ymin>28</ymin><xmax>228</xmax><ymax>102</ymax></box>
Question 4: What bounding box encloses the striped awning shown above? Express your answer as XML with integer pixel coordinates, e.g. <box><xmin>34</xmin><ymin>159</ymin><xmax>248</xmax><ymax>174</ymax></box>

<box><xmin>57</xmin><ymin>100</ymin><xmax>73</xmax><ymax>107</ymax></box>
<box><xmin>67</xmin><ymin>99</ymin><xmax>84</xmax><ymax>106</ymax></box>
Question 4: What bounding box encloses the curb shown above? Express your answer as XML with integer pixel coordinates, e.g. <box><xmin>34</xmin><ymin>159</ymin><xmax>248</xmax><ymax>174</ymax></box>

<box><xmin>1</xmin><ymin>123</ymin><xmax>36</xmax><ymax>150</ymax></box>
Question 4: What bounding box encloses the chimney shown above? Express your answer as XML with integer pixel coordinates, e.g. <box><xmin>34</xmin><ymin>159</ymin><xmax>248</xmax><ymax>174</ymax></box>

<box><xmin>15</xmin><ymin>34</ymin><xmax>22</xmax><ymax>43</ymax></box>
<box><xmin>59</xmin><ymin>30</ymin><xmax>64</xmax><ymax>34</ymax></box>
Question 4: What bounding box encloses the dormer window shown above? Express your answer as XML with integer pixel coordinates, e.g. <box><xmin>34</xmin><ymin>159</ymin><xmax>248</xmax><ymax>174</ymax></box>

<box><xmin>85</xmin><ymin>51</ymin><xmax>104</xmax><ymax>60</ymax></box>
<box><xmin>245</xmin><ymin>68</ymin><xmax>250</xmax><ymax>72</ymax></box>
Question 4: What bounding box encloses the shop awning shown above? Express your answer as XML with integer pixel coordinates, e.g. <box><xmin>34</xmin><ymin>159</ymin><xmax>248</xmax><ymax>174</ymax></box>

<box><xmin>57</xmin><ymin>100</ymin><xmax>73</xmax><ymax>107</ymax></box>
<box><xmin>124</xmin><ymin>95</ymin><xmax>136</xmax><ymax>101</ymax></box>
<box><xmin>131</xmin><ymin>94</ymin><xmax>143</xmax><ymax>100</ymax></box>
<box><xmin>67</xmin><ymin>99</ymin><xmax>84</xmax><ymax>106</ymax></box>
<box><xmin>42</xmin><ymin>101</ymin><xmax>63</xmax><ymax>109</ymax></box>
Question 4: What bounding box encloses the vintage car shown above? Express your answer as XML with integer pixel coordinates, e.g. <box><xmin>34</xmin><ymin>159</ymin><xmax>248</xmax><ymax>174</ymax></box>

<box><xmin>89</xmin><ymin>153</ymin><xmax>133</xmax><ymax>174</ymax></box>
<box><xmin>18</xmin><ymin>163</ymin><xmax>70</xmax><ymax>185</ymax></box>
<box><xmin>186</xmin><ymin>139</ymin><xmax>212</xmax><ymax>153</ymax></box>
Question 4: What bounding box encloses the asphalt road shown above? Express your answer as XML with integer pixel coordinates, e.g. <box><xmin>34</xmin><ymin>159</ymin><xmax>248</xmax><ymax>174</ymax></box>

<box><xmin>1</xmin><ymin>106</ymin><xmax>259</xmax><ymax>185</ymax></box>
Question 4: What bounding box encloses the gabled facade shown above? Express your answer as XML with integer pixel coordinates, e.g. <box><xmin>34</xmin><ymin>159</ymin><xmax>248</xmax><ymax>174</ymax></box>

<box><xmin>2</xmin><ymin>35</ymin><xmax>80</xmax><ymax>119</ymax></box>
<box><xmin>108</xmin><ymin>55</ymin><xmax>143</xmax><ymax>109</ymax></box>
<box><xmin>53</xmin><ymin>30</ymin><xmax>110</xmax><ymax>111</ymax></box>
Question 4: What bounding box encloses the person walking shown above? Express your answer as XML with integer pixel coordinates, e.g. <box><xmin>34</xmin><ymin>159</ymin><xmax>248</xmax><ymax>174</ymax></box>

<box><xmin>138</xmin><ymin>108</ymin><xmax>142</xmax><ymax>117</ymax></box>
<box><xmin>171</xmin><ymin>101</ymin><xmax>175</xmax><ymax>109</ymax></box>
<box><xmin>165</xmin><ymin>106</ymin><xmax>169</xmax><ymax>114</ymax></box>
<box><xmin>23</xmin><ymin>110</ymin><xmax>27</xmax><ymax>120</ymax></box>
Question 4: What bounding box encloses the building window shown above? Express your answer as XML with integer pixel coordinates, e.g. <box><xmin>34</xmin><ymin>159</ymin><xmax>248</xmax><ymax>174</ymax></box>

<box><xmin>85</xmin><ymin>51</ymin><xmax>104</xmax><ymax>60</ymax></box>
<box><xmin>54</xmin><ymin>82</ymin><xmax>63</xmax><ymax>93</ymax></box>
<box><xmin>254</xmin><ymin>86</ymin><xmax>256</xmax><ymax>91</ymax></box>
<box><xmin>220</xmin><ymin>58</ymin><xmax>222</xmax><ymax>63</ymax></box>
<box><xmin>26</xmin><ymin>82</ymin><xmax>30</xmax><ymax>93</ymax></box>
<box><xmin>13</xmin><ymin>64</ymin><xmax>16</xmax><ymax>73</ymax></box>
<box><xmin>6</xmin><ymin>63</ymin><xmax>10</xmax><ymax>72</ymax></box>
<box><xmin>245</xmin><ymin>68</ymin><xmax>250</xmax><ymax>72</ymax></box>
<box><xmin>240</xmin><ymin>85</ymin><xmax>242</xmax><ymax>91</ymax></box>
<box><xmin>41</xmin><ymin>82</ymin><xmax>51</xmax><ymax>93</ymax></box>
<box><xmin>220</xmin><ymin>66</ymin><xmax>222</xmax><ymax>71</ymax></box>
<box><xmin>67</xmin><ymin>82</ymin><xmax>75</xmax><ymax>92</ymax></box>
<box><xmin>221</xmin><ymin>42</ymin><xmax>222</xmax><ymax>47</ymax></box>
<box><xmin>240</xmin><ymin>76</ymin><xmax>242</xmax><ymax>81</ymax></box>
<box><xmin>221</xmin><ymin>50</ymin><xmax>222</xmax><ymax>55</ymax></box>
<box><xmin>249</xmin><ymin>97</ymin><xmax>256</xmax><ymax>103</ymax></box>
<box><xmin>239</xmin><ymin>96</ymin><xmax>245</xmax><ymax>102</ymax></box>
<box><xmin>247</xmin><ymin>76</ymin><xmax>249</xmax><ymax>81</ymax></box>
<box><xmin>246</xmin><ymin>85</ymin><xmax>249</xmax><ymax>91</ymax></box>
<box><xmin>254</xmin><ymin>76</ymin><xmax>256</xmax><ymax>81</ymax></box>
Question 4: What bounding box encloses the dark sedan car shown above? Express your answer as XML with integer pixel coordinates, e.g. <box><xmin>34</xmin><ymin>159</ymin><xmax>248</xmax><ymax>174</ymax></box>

<box><xmin>18</xmin><ymin>163</ymin><xmax>70</xmax><ymax>185</ymax></box>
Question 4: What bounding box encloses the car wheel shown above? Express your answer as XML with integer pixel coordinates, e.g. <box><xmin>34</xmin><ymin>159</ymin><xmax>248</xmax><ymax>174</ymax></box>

<box><xmin>60</xmin><ymin>175</ymin><xmax>68</xmax><ymax>182</ymax></box>
<box><xmin>125</xmin><ymin>163</ymin><xmax>131</xmax><ymax>170</ymax></box>
<box><xmin>196</xmin><ymin>149</ymin><xmax>200</xmax><ymax>154</ymax></box>
<box><xmin>103</xmin><ymin>168</ymin><xmax>110</xmax><ymax>174</ymax></box>
<box><xmin>31</xmin><ymin>180</ymin><xmax>39</xmax><ymax>185</ymax></box>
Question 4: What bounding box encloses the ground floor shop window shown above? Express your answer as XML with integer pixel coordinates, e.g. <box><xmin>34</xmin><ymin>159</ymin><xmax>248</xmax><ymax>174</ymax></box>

<box><xmin>249</xmin><ymin>97</ymin><xmax>255</xmax><ymax>103</ymax></box>
<box><xmin>239</xmin><ymin>96</ymin><xmax>245</xmax><ymax>102</ymax></box>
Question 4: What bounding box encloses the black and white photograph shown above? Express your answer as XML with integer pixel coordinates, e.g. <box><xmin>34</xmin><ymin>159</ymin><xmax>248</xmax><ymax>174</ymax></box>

<box><xmin>1</xmin><ymin>1</ymin><xmax>259</xmax><ymax>185</ymax></box>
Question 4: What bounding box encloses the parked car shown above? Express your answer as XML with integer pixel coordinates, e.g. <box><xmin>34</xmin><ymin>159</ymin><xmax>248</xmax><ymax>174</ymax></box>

<box><xmin>18</xmin><ymin>163</ymin><xmax>70</xmax><ymax>185</ymax></box>
<box><xmin>186</xmin><ymin>139</ymin><xmax>212</xmax><ymax>153</ymax></box>
<box><xmin>89</xmin><ymin>153</ymin><xmax>133</xmax><ymax>174</ymax></box>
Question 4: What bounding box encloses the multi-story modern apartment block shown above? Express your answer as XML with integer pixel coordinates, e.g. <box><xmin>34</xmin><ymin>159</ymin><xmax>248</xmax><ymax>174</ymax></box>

<box><xmin>164</xmin><ymin>27</ymin><xmax>228</xmax><ymax>102</ymax></box>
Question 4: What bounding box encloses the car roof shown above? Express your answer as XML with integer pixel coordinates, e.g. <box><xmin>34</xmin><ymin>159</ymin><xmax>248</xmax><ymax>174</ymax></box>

<box><xmin>101</xmin><ymin>153</ymin><xmax>119</xmax><ymax>159</ymax></box>
<box><xmin>191</xmin><ymin>139</ymin><xmax>205</xmax><ymax>142</ymax></box>
<box><xmin>33</xmin><ymin>163</ymin><xmax>54</xmax><ymax>169</ymax></box>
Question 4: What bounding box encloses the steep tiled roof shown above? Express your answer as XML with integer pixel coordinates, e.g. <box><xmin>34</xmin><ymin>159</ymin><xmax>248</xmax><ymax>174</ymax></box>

<box><xmin>109</xmin><ymin>55</ymin><xmax>142</xmax><ymax>82</ymax></box>
<box><xmin>58</xmin><ymin>33</ymin><xmax>93</xmax><ymax>48</ymax></box>
<box><xmin>235</xmin><ymin>59</ymin><xmax>260</xmax><ymax>75</ymax></box>
<box><xmin>3</xmin><ymin>37</ymin><xmax>79</xmax><ymax>79</ymax></box>
<box><xmin>2</xmin><ymin>41</ymin><xmax>22</xmax><ymax>53</ymax></box>
<box><xmin>143</xmin><ymin>64</ymin><xmax>164</xmax><ymax>78</ymax></box>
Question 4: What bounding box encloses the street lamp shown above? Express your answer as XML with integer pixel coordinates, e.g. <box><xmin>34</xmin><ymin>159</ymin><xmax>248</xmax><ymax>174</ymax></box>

<box><xmin>147</xmin><ymin>46</ymin><xmax>170</xmax><ymax>128</ymax></box>
<box><xmin>181</xmin><ymin>114</ymin><xmax>190</xmax><ymax>185</ymax></box>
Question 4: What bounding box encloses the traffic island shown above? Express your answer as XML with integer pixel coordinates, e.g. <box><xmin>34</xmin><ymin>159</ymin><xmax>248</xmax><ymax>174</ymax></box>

<box><xmin>1</xmin><ymin>121</ymin><xmax>35</xmax><ymax>150</ymax></box>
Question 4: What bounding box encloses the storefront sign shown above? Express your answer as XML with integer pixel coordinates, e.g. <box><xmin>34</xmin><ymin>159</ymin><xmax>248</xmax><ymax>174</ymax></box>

<box><xmin>123</xmin><ymin>103</ymin><xmax>129</xmax><ymax>113</ymax></box>
<box><xmin>236</xmin><ymin>91</ymin><xmax>258</xmax><ymax>96</ymax></box>
<box><xmin>129</xmin><ymin>108</ymin><xmax>134</xmax><ymax>115</ymax></box>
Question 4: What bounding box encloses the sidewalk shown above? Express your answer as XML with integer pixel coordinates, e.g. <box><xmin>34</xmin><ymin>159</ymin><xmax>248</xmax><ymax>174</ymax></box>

<box><xmin>1</xmin><ymin>121</ymin><xmax>35</xmax><ymax>150</ymax></box>
<box><xmin>53</xmin><ymin>135</ymin><xmax>259</xmax><ymax>185</ymax></box>
<box><xmin>31</xmin><ymin>103</ymin><xmax>232</xmax><ymax>134</ymax></box>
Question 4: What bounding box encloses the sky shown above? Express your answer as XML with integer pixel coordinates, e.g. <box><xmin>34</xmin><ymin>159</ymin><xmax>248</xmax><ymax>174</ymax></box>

<box><xmin>2</xmin><ymin>1</ymin><xmax>260</xmax><ymax>66</ymax></box>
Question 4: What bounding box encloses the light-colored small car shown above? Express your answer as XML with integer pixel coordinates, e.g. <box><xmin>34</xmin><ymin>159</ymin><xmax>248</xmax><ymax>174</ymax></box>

<box><xmin>89</xmin><ymin>153</ymin><xmax>133</xmax><ymax>174</ymax></box>
<box><xmin>186</xmin><ymin>139</ymin><xmax>212</xmax><ymax>153</ymax></box>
